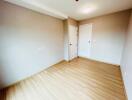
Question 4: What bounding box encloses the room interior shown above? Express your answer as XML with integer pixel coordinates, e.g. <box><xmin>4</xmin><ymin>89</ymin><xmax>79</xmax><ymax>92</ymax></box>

<box><xmin>0</xmin><ymin>0</ymin><xmax>132</xmax><ymax>100</ymax></box>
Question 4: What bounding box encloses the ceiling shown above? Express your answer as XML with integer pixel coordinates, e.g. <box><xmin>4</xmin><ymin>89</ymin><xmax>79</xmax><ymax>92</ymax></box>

<box><xmin>5</xmin><ymin>0</ymin><xmax>132</xmax><ymax>20</ymax></box>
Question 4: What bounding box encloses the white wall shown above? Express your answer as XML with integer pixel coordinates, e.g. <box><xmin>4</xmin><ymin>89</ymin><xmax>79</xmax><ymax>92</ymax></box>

<box><xmin>121</xmin><ymin>10</ymin><xmax>132</xmax><ymax>100</ymax></box>
<box><xmin>79</xmin><ymin>10</ymin><xmax>131</xmax><ymax>65</ymax></box>
<box><xmin>0</xmin><ymin>1</ymin><xmax>64</xmax><ymax>89</ymax></box>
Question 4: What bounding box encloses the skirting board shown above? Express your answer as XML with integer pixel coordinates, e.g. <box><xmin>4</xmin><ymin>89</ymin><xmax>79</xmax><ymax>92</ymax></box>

<box><xmin>120</xmin><ymin>68</ymin><xmax>128</xmax><ymax>100</ymax></box>
<box><xmin>79</xmin><ymin>56</ymin><xmax>127</xmax><ymax>99</ymax></box>
<box><xmin>78</xmin><ymin>56</ymin><xmax>120</xmax><ymax>67</ymax></box>
<box><xmin>0</xmin><ymin>60</ymin><xmax>65</xmax><ymax>90</ymax></box>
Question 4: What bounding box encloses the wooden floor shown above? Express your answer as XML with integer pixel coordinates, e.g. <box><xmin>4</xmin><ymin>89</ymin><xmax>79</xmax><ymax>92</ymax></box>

<box><xmin>0</xmin><ymin>58</ymin><xmax>126</xmax><ymax>100</ymax></box>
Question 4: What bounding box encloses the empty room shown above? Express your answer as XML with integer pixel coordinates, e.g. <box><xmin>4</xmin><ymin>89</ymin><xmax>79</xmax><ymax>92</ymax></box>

<box><xmin>0</xmin><ymin>0</ymin><xmax>132</xmax><ymax>100</ymax></box>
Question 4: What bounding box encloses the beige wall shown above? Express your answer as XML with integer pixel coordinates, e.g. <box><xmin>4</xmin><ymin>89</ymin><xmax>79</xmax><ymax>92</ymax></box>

<box><xmin>0</xmin><ymin>1</ymin><xmax>64</xmax><ymax>89</ymax></box>
<box><xmin>79</xmin><ymin>10</ymin><xmax>131</xmax><ymax>65</ymax></box>
<box><xmin>68</xmin><ymin>18</ymin><xmax>78</xmax><ymax>26</ymax></box>
<box><xmin>121</xmin><ymin>10</ymin><xmax>132</xmax><ymax>100</ymax></box>
<box><xmin>63</xmin><ymin>20</ymin><xmax>69</xmax><ymax>61</ymax></box>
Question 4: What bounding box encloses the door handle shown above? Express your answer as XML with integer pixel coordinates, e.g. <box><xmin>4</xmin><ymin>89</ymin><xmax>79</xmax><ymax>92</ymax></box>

<box><xmin>69</xmin><ymin>43</ymin><xmax>72</xmax><ymax>45</ymax></box>
<box><xmin>88</xmin><ymin>40</ymin><xmax>91</xmax><ymax>43</ymax></box>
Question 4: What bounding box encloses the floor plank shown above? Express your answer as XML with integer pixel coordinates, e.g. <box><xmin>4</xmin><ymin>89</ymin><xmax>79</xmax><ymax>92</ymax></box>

<box><xmin>0</xmin><ymin>58</ymin><xmax>127</xmax><ymax>100</ymax></box>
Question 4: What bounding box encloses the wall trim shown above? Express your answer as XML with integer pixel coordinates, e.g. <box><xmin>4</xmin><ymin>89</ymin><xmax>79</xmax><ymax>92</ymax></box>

<box><xmin>119</xmin><ymin>67</ymin><xmax>128</xmax><ymax>100</ymax></box>
<box><xmin>79</xmin><ymin>56</ymin><xmax>120</xmax><ymax>67</ymax></box>
<box><xmin>0</xmin><ymin>60</ymin><xmax>65</xmax><ymax>90</ymax></box>
<box><xmin>5</xmin><ymin>0</ymin><xmax>68</xmax><ymax>20</ymax></box>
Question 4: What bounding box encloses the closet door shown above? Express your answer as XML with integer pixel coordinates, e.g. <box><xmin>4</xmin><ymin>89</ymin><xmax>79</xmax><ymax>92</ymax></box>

<box><xmin>78</xmin><ymin>24</ymin><xmax>93</xmax><ymax>58</ymax></box>
<box><xmin>69</xmin><ymin>25</ymin><xmax>78</xmax><ymax>60</ymax></box>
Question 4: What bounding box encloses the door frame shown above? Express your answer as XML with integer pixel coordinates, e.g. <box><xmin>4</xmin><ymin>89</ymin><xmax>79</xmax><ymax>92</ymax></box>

<box><xmin>68</xmin><ymin>25</ymin><xmax>78</xmax><ymax>61</ymax></box>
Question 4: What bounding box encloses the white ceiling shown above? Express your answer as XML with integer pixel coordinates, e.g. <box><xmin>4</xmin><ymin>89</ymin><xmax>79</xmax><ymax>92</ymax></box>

<box><xmin>5</xmin><ymin>0</ymin><xmax>132</xmax><ymax>20</ymax></box>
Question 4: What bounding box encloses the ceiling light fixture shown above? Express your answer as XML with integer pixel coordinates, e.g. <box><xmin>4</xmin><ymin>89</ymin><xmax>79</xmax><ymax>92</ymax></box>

<box><xmin>75</xmin><ymin>0</ymin><xmax>79</xmax><ymax>2</ymax></box>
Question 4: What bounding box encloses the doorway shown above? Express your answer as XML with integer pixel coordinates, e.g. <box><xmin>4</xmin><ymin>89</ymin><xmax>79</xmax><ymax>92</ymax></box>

<box><xmin>69</xmin><ymin>25</ymin><xmax>78</xmax><ymax>60</ymax></box>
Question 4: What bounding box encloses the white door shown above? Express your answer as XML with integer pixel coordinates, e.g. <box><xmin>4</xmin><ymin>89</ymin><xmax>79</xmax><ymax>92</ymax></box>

<box><xmin>69</xmin><ymin>25</ymin><xmax>78</xmax><ymax>60</ymax></box>
<box><xmin>78</xmin><ymin>24</ymin><xmax>92</xmax><ymax>58</ymax></box>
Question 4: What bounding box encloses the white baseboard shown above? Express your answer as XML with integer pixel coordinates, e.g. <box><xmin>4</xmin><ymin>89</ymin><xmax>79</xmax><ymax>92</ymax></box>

<box><xmin>79</xmin><ymin>56</ymin><xmax>120</xmax><ymax>66</ymax></box>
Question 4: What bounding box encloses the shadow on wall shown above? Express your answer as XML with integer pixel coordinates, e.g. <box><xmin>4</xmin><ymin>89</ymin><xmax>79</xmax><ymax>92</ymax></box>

<box><xmin>0</xmin><ymin>1</ymin><xmax>64</xmax><ymax>89</ymax></box>
<box><xmin>0</xmin><ymin>48</ymin><xmax>24</xmax><ymax>88</ymax></box>
<box><xmin>0</xmin><ymin>64</ymin><xmax>7</xmax><ymax>88</ymax></box>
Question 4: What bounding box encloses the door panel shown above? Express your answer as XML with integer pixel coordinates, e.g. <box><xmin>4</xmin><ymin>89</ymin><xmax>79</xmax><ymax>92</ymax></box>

<box><xmin>69</xmin><ymin>25</ymin><xmax>78</xmax><ymax>60</ymax></box>
<box><xmin>79</xmin><ymin>24</ymin><xmax>92</xmax><ymax>58</ymax></box>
